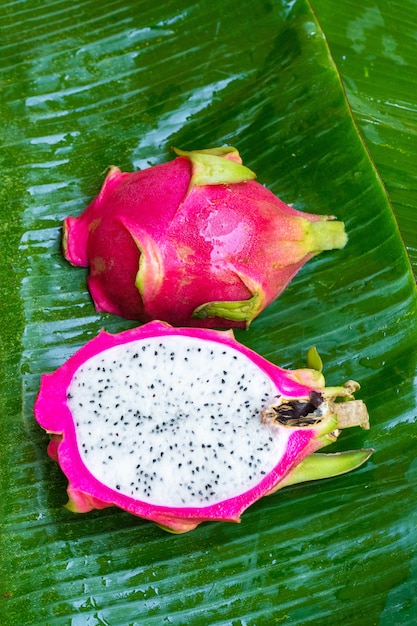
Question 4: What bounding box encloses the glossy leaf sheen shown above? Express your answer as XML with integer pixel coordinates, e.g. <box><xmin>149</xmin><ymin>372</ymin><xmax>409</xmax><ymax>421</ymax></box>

<box><xmin>312</xmin><ymin>0</ymin><xmax>417</xmax><ymax>272</ymax></box>
<box><xmin>1</xmin><ymin>0</ymin><xmax>416</xmax><ymax>624</ymax></box>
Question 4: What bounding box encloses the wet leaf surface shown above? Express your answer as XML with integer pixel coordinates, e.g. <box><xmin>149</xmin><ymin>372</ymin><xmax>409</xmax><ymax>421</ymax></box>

<box><xmin>1</xmin><ymin>0</ymin><xmax>416</xmax><ymax>624</ymax></box>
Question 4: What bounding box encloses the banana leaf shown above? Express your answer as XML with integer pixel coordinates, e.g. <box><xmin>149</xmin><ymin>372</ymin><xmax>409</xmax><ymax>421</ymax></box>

<box><xmin>1</xmin><ymin>0</ymin><xmax>416</xmax><ymax>624</ymax></box>
<box><xmin>312</xmin><ymin>0</ymin><xmax>417</xmax><ymax>270</ymax></box>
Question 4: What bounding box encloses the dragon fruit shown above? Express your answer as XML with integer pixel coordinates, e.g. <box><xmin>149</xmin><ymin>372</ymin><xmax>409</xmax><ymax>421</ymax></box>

<box><xmin>63</xmin><ymin>147</ymin><xmax>347</xmax><ymax>328</ymax></box>
<box><xmin>34</xmin><ymin>320</ymin><xmax>372</xmax><ymax>533</ymax></box>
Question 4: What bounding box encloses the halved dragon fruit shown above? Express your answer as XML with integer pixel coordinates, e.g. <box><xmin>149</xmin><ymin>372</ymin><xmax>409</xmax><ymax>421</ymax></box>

<box><xmin>63</xmin><ymin>147</ymin><xmax>347</xmax><ymax>328</ymax></box>
<box><xmin>34</xmin><ymin>321</ymin><xmax>372</xmax><ymax>533</ymax></box>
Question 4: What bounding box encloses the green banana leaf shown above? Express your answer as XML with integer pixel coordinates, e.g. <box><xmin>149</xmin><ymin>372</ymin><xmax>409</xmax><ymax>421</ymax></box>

<box><xmin>311</xmin><ymin>0</ymin><xmax>417</xmax><ymax>271</ymax></box>
<box><xmin>1</xmin><ymin>0</ymin><xmax>416</xmax><ymax>624</ymax></box>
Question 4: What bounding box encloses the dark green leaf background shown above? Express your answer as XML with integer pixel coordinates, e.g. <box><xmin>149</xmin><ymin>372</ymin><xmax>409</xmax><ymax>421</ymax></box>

<box><xmin>312</xmin><ymin>0</ymin><xmax>417</xmax><ymax>269</ymax></box>
<box><xmin>1</xmin><ymin>1</ymin><xmax>416</xmax><ymax>624</ymax></box>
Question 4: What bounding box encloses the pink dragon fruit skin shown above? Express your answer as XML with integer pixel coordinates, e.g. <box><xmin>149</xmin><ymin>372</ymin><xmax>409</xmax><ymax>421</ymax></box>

<box><xmin>63</xmin><ymin>147</ymin><xmax>347</xmax><ymax>328</ymax></box>
<box><xmin>34</xmin><ymin>321</ymin><xmax>371</xmax><ymax>533</ymax></box>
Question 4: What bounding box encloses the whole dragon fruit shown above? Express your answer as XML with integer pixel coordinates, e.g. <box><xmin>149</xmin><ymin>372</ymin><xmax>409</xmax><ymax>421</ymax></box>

<box><xmin>63</xmin><ymin>147</ymin><xmax>347</xmax><ymax>328</ymax></box>
<box><xmin>34</xmin><ymin>321</ymin><xmax>372</xmax><ymax>533</ymax></box>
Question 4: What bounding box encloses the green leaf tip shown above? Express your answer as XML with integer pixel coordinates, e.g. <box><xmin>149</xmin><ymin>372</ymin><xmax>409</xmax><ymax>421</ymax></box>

<box><xmin>306</xmin><ymin>218</ymin><xmax>348</xmax><ymax>253</ymax></box>
<box><xmin>173</xmin><ymin>146</ymin><xmax>240</xmax><ymax>159</ymax></box>
<box><xmin>306</xmin><ymin>346</ymin><xmax>323</xmax><ymax>373</ymax></box>
<box><xmin>173</xmin><ymin>146</ymin><xmax>256</xmax><ymax>187</ymax></box>
<box><xmin>192</xmin><ymin>292</ymin><xmax>261</xmax><ymax>327</ymax></box>
<box><xmin>280</xmin><ymin>448</ymin><xmax>374</xmax><ymax>488</ymax></box>
<box><xmin>65</xmin><ymin>498</ymin><xmax>79</xmax><ymax>513</ymax></box>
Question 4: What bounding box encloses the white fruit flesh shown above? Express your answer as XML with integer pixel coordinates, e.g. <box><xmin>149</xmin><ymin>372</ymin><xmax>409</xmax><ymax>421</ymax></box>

<box><xmin>66</xmin><ymin>335</ymin><xmax>291</xmax><ymax>507</ymax></box>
